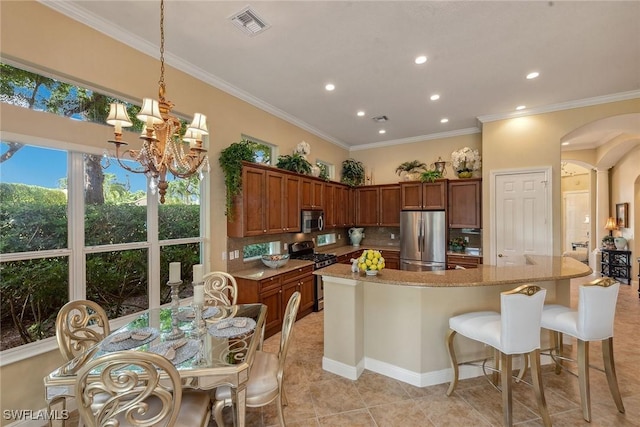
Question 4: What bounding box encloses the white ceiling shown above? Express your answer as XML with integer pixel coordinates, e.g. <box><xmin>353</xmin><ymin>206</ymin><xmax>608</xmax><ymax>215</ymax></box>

<box><xmin>41</xmin><ymin>1</ymin><xmax>640</xmax><ymax>150</ymax></box>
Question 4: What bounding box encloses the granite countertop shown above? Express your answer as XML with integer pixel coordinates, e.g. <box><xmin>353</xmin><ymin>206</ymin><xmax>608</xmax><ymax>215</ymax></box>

<box><xmin>314</xmin><ymin>255</ymin><xmax>592</xmax><ymax>288</ymax></box>
<box><xmin>232</xmin><ymin>259</ymin><xmax>314</xmax><ymax>280</ymax></box>
<box><xmin>320</xmin><ymin>244</ymin><xmax>400</xmax><ymax>258</ymax></box>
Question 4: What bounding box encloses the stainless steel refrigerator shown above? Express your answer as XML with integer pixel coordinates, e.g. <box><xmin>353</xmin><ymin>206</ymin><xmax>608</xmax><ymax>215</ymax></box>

<box><xmin>400</xmin><ymin>210</ymin><xmax>446</xmax><ymax>271</ymax></box>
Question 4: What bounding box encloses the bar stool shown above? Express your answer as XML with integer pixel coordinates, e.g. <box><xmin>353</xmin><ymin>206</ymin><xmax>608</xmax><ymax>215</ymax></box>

<box><xmin>541</xmin><ymin>277</ymin><xmax>625</xmax><ymax>422</ymax></box>
<box><xmin>446</xmin><ymin>284</ymin><xmax>551</xmax><ymax>427</ymax></box>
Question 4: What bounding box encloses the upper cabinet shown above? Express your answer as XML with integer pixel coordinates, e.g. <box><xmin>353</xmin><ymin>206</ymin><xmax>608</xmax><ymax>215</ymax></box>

<box><xmin>301</xmin><ymin>178</ymin><xmax>324</xmax><ymax>210</ymax></box>
<box><xmin>400</xmin><ymin>180</ymin><xmax>447</xmax><ymax>210</ymax></box>
<box><xmin>448</xmin><ymin>178</ymin><xmax>482</xmax><ymax>228</ymax></box>
<box><xmin>356</xmin><ymin>184</ymin><xmax>401</xmax><ymax>226</ymax></box>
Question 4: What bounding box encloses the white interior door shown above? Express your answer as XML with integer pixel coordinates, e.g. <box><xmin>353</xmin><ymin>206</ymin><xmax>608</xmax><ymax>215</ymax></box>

<box><xmin>493</xmin><ymin>169</ymin><xmax>551</xmax><ymax>266</ymax></box>
<box><xmin>563</xmin><ymin>191</ymin><xmax>590</xmax><ymax>252</ymax></box>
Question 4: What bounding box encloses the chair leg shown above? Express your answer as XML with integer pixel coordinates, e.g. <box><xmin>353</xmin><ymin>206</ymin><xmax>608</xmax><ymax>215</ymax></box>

<box><xmin>275</xmin><ymin>393</ymin><xmax>286</xmax><ymax>427</ymax></box>
<box><xmin>445</xmin><ymin>329</ymin><xmax>459</xmax><ymax>396</ymax></box>
<box><xmin>550</xmin><ymin>330</ymin><xmax>562</xmax><ymax>374</ymax></box>
<box><xmin>602</xmin><ymin>337</ymin><xmax>625</xmax><ymax>414</ymax></box>
<box><xmin>212</xmin><ymin>399</ymin><xmax>227</xmax><ymax>427</ymax></box>
<box><xmin>500</xmin><ymin>352</ymin><xmax>513</xmax><ymax>427</ymax></box>
<box><xmin>516</xmin><ymin>353</ymin><xmax>528</xmax><ymax>383</ymax></box>
<box><xmin>577</xmin><ymin>339</ymin><xmax>591</xmax><ymax>422</ymax></box>
<box><xmin>281</xmin><ymin>383</ymin><xmax>288</xmax><ymax>406</ymax></box>
<box><xmin>529</xmin><ymin>349</ymin><xmax>552</xmax><ymax>427</ymax></box>
<box><xmin>492</xmin><ymin>348</ymin><xmax>501</xmax><ymax>387</ymax></box>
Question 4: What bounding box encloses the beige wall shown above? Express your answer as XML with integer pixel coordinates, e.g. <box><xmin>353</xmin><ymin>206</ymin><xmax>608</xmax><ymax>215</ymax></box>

<box><xmin>481</xmin><ymin>99</ymin><xmax>640</xmax><ymax>261</ymax></box>
<box><xmin>351</xmin><ymin>133</ymin><xmax>482</xmax><ymax>184</ymax></box>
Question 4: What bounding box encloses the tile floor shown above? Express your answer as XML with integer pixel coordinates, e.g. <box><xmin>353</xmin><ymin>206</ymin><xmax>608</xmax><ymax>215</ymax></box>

<box><xmin>215</xmin><ymin>275</ymin><xmax>640</xmax><ymax>426</ymax></box>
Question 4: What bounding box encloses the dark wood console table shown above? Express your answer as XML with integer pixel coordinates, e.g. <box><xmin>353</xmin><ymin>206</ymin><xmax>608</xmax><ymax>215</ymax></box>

<box><xmin>600</xmin><ymin>249</ymin><xmax>631</xmax><ymax>285</ymax></box>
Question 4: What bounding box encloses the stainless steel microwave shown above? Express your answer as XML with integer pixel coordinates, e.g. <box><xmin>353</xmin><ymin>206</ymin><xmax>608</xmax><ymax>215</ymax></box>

<box><xmin>301</xmin><ymin>210</ymin><xmax>324</xmax><ymax>233</ymax></box>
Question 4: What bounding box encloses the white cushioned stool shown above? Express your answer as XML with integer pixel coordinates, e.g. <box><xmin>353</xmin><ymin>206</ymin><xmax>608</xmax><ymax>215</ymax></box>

<box><xmin>541</xmin><ymin>277</ymin><xmax>625</xmax><ymax>422</ymax></box>
<box><xmin>446</xmin><ymin>284</ymin><xmax>551</xmax><ymax>427</ymax></box>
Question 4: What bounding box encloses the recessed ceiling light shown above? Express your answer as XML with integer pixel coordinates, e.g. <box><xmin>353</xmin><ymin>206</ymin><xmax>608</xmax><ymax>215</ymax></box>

<box><xmin>440</xmin><ymin>118</ymin><xmax>449</xmax><ymax>123</ymax></box>
<box><xmin>516</xmin><ymin>105</ymin><xmax>526</xmax><ymax>110</ymax></box>
<box><xmin>325</xmin><ymin>83</ymin><xmax>335</xmax><ymax>91</ymax></box>
<box><xmin>378</xmin><ymin>129</ymin><xmax>386</xmax><ymax>134</ymax></box>
<box><xmin>561</xmin><ymin>142</ymin><xmax>570</xmax><ymax>146</ymax></box>
<box><xmin>415</xmin><ymin>55</ymin><xmax>427</xmax><ymax>65</ymax></box>
<box><xmin>357</xmin><ymin>111</ymin><xmax>365</xmax><ymax>117</ymax></box>
<box><xmin>430</xmin><ymin>94</ymin><xmax>440</xmax><ymax>101</ymax></box>
<box><xmin>526</xmin><ymin>71</ymin><xmax>540</xmax><ymax>80</ymax></box>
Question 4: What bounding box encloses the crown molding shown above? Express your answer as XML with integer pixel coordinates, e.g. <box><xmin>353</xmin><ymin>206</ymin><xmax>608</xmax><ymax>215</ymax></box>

<box><xmin>38</xmin><ymin>1</ymin><xmax>350</xmax><ymax>151</ymax></box>
<box><xmin>477</xmin><ymin>90</ymin><xmax>640</xmax><ymax>124</ymax></box>
<box><xmin>349</xmin><ymin>128</ymin><xmax>481</xmax><ymax>152</ymax></box>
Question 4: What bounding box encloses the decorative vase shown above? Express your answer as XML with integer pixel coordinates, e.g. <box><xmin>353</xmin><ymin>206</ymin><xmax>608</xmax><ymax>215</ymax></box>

<box><xmin>614</xmin><ymin>237</ymin><xmax>627</xmax><ymax>250</ymax></box>
<box><xmin>456</xmin><ymin>170</ymin><xmax>473</xmax><ymax>179</ymax></box>
<box><xmin>365</xmin><ymin>269</ymin><xmax>378</xmax><ymax>276</ymax></box>
<box><xmin>310</xmin><ymin>165</ymin><xmax>321</xmax><ymax>177</ymax></box>
<box><xmin>349</xmin><ymin>227</ymin><xmax>364</xmax><ymax>246</ymax></box>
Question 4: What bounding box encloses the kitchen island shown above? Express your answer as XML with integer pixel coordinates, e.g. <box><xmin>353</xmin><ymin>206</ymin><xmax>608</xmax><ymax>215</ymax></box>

<box><xmin>315</xmin><ymin>256</ymin><xmax>592</xmax><ymax>387</ymax></box>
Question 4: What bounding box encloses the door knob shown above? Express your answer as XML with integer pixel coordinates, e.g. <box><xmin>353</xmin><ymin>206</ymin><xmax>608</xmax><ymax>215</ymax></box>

<box><xmin>498</xmin><ymin>254</ymin><xmax>503</xmax><ymax>257</ymax></box>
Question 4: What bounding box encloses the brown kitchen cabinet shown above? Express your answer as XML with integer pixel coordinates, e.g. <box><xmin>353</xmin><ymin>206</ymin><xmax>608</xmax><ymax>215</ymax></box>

<box><xmin>356</xmin><ymin>184</ymin><xmax>401</xmax><ymax>226</ymax></box>
<box><xmin>448</xmin><ymin>178</ymin><xmax>482</xmax><ymax>228</ymax></box>
<box><xmin>227</xmin><ymin>163</ymin><xmax>301</xmax><ymax>237</ymax></box>
<box><xmin>301</xmin><ymin>177</ymin><xmax>324</xmax><ymax>210</ymax></box>
<box><xmin>234</xmin><ymin>264</ymin><xmax>314</xmax><ymax>338</ymax></box>
<box><xmin>401</xmin><ymin>180</ymin><xmax>447</xmax><ymax>210</ymax></box>
<box><xmin>380</xmin><ymin>250</ymin><xmax>400</xmax><ymax>270</ymax></box>
<box><xmin>447</xmin><ymin>254</ymin><xmax>482</xmax><ymax>269</ymax></box>
<box><xmin>323</xmin><ymin>183</ymin><xmax>336</xmax><ymax>228</ymax></box>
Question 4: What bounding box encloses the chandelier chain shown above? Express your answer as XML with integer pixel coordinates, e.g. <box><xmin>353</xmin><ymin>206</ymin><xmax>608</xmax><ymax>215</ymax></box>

<box><xmin>159</xmin><ymin>0</ymin><xmax>165</xmax><ymax>92</ymax></box>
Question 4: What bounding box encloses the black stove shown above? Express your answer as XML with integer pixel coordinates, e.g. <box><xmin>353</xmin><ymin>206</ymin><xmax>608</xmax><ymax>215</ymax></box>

<box><xmin>288</xmin><ymin>240</ymin><xmax>337</xmax><ymax>311</ymax></box>
<box><xmin>288</xmin><ymin>241</ymin><xmax>338</xmax><ymax>269</ymax></box>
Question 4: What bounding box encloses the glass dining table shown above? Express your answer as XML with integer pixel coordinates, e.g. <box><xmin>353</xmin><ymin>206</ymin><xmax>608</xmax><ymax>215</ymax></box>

<box><xmin>44</xmin><ymin>303</ymin><xmax>267</xmax><ymax>427</ymax></box>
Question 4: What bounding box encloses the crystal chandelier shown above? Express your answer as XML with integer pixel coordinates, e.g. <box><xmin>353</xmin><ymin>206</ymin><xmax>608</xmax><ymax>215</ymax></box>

<box><xmin>105</xmin><ymin>0</ymin><xmax>209</xmax><ymax>203</ymax></box>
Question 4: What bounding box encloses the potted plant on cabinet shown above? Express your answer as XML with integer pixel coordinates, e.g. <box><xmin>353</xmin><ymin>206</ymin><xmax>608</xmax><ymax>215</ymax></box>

<box><xmin>395</xmin><ymin>160</ymin><xmax>427</xmax><ymax>181</ymax></box>
<box><xmin>602</xmin><ymin>235</ymin><xmax>615</xmax><ymax>250</ymax></box>
<box><xmin>219</xmin><ymin>140</ymin><xmax>256</xmax><ymax>220</ymax></box>
<box><xmin>276</xmin><ymin>152</ymin><xmax>312</xmax><ymax>175</ymax></box>
<box><xmin>420</xmin><ymin>169</ymin><xmax>443</xmax><ymax>183</ymax></box>
<box><xmin>341</xmin><ymin>158</ymin><xmax>365</xmax><ymax>187</ymax></box>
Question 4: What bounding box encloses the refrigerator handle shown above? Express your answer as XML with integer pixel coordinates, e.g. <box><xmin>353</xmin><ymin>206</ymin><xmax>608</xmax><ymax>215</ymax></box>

<box><xmin>418</xmin><ymin>218</ymin><xmax>424</xmax><ymax>253</ymax></box>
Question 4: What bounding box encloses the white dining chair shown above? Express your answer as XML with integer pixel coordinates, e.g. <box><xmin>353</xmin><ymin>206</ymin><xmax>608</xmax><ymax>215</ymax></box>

<box><xmin>212</xmin><ymin>291</ymin><xmax>301</xmax><ymax>427</ymax></box>
<box><xmin>75</xmin><ymin>351</ymin><xmax>211</xmax><ymax>427</ymax></box>
<box><xmin>202</xmin><ymin>271</ymin><xmax>238</xmax><ymax>306</ymax></box>
<box><xmin>446</xmin><ymin>284</ymin><xmax>551</xmax><ymax>427</ymax></box>
<box><xmin>541</xmin><ymin>277</ymin><xmax>625</xmax><ymax>422</ymax></box>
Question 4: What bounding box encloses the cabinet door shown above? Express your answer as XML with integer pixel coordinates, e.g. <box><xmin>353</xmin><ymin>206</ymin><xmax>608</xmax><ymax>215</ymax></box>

<box><xmin>298</xmin><ymin>275</ymin><xmax>315</xmax><ymax>315</ymax></box>
<box><xmin>284</xmin><ymin>175</ymin><xmax>301</xmax><ymax>232</ymax></box>
<box><xmin>260</xmin><ymin>287</ymin><xmax>282</xmax><ymax>338</ymax></box>
<box><xmin>347</xmin><ymin>188</ymin><xmax>356</xmax><ymax>227</ymax></box>
<box><xmin>356</xmin><ymin>187</ymin><xmax>380</xmax><ymax>226</ymax></box>
<box><xmin>243</xmin><ymin>167</ymin><xmax>267</xmax><ymax>236</ymax></box>
<box><xmin>381</xmin><ymin>250</ymin><xmax>400</xmax><ymax>270</ymax></box>
<box><xmin>312</xmin><ymin>181</ymin><xmax>325</xmax><ymax>210</ymax></box>
<box><xmin>401</xmin><ymin>182</ymin><xmax>423</xmax><ymax>210</ymax></box>
<box><xmin>323</xmin><ymin>183</ymin><xmax>336</xmax><ymax>228</ymax></box>
<box><xmin>334</xmin><ymin>185</ymin><xmax>346</xmax><ymax>227</ymax></box>
<box><xmin>379</xmin><ymin>185</ymin><xmax>401</xmax><ymax>226</ymax></box>
<box><xmin>266</xmin><ymin>171</ymin><xmax>285</xmax><ymax>234</ymax></box>
<box><xmin>448</xmin><ymin>179</ymin><xmax>482</xmax><ymax>228</ymax></box>
<box><xmin>422</xmin><ymin>181</ymin><xmax>447</xmax><ymax>210</ymax></box>
<box><xmin>301</xmin><ymin>179</ymin><xmax>324</xmax><ymax>210</ymax></box>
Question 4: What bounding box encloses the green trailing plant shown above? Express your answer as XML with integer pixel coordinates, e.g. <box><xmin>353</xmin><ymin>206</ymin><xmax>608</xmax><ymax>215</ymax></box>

<box><xmin>317</xmin><ymin>163</ymin><xmax>329</xmax><ymax>181</ymax></box>
<box><xmin>419</xmin><ymin>169</ymin><xmax>443</xmax><ymax>183</ymax></box>
<box><xmin>219</xmin><ymin>140</ymin><xmax>256</xmax><ymax>220</ymax></box>
<box><xmin>341</xmin><ymin>158</ymin><xmax>365</xmax><ymax>187</ymax></box>
<box><xmin>395</xmin><ymin>160</ymin><xmax>427</xmax><ymax>176</ymax></box>
<box><xmin>276</xmin><ymin>152</ymin><xmax>312</xmax><ymax>175</ymax></box>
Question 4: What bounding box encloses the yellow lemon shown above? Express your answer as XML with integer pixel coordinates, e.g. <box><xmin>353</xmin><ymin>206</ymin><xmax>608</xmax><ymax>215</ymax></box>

<box><xmin>372</xmin><ymin>258</ymin><xmax>378</xmax><ymax>264</ymax></box>
<box><xmin>379</xmin><ymin>256</ymin><xmax>385</xmax><ymax>264</ymax></box>
<box><xmin>367</xmin><ymin>252</ymin><xmax>373</xmax><ymax>260</ymax></box>
<box><xmin>366</xmin><ymin>259</ymin><xmax>372</xmax><ymax>266</ymax></box>
<box><xmin>380</xmin><ymin>262</ymin><xmax>385</xmax><ymax>269</ymax></box>
<box><xmin>374</xmin><ymin>250</ymin><xmax>381</xmax><ymax>258</ymax></box>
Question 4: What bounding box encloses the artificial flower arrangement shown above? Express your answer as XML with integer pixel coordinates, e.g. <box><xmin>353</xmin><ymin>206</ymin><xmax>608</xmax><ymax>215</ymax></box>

<box><xmin>358</xmin><ymin>249</ymin><xmax>385</xmax><ymax>274</ymax></box>
<box><xmin>451</xmin><ymin>147</ymin><xmax>481</xmax><ymax>178</ymax></box>
<box><xmin>449</xmin><ymin>237</ymin><xmax>467</xmax><ymax>252</ymax></box>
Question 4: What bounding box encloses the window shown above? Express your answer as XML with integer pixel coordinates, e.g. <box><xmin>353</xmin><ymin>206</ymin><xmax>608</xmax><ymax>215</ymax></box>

<box><xmin>316</xmin><ymin>233</ymin><xmax>336</xmax><ymax>246</ymax></box>
<box><xmin>0</xmin><ymin>64</ymin><xmax>206</xmax><ymax>354</ymax></box>
<box><xmin>315</xmin><ymin>160</ymin><xmax>334</xmax><ymax>180</ymax></box>
<box><xmin>243</xmin><ymin>241</ymin><xmax>281</xmax><ymax>260</ymax></box>
<box><xmin>241</xmin><ymin>134</ymin><xmax>275</xmax><ymax>165</ymax></box>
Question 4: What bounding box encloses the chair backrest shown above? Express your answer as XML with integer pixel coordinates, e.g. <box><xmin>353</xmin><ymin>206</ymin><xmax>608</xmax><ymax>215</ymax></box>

<box><xmin>500</xmin><ymin>284</ymin><xmax>547</xmax><ymax>354</ymax></box>
<box><xmin>202</xmin><ymin>271</ymin><xmax>238</xmax><ymax>306</ymax></box>
<box><xmin>277</xmin><ymin>292</ymin><xmax>301</xmax><ymax>382</ymax></box>
<box><xmin>75</xmin><ymin>351</ymin><xmax>181</xmax><ymax>427</ymax></box>
<box><xmin>56</xmin><ymin>300</ymin><xmax>111</xmax><ymax>362</ymax></box>
<box><xmin>578</xmin><ymin>277</ymin><xmax>619</xmax><ymax>340</ymax></box>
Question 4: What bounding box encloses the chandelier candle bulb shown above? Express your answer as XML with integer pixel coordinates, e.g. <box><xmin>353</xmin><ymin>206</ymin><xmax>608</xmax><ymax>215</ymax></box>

<box><xmin>193</xmin><ymin>264</ymin><xmax>204</xmax><ymax>284</ymax></box>
<box><xmin>169</xmin><ymin>262</ymin><xmax>181</xmax><ymax>282</ymax></box>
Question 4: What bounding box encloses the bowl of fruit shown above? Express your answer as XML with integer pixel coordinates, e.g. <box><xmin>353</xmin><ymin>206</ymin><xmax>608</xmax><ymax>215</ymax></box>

<box><xmin>358</xmin><ymin>249</ymin><xmax>385</xmax><ymax>276</ymax></box>
<box><xmin>261</xmin><ymin>254</ymin><xmax>290</xmax><ymax>269</ymax></box>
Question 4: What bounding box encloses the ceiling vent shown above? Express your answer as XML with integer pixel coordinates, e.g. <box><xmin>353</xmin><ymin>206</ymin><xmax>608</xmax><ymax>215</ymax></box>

<box><xmin>230</xmin><ymin>6</ymin><xmax>270</xmax><ymax>36</ymax></box>
<box><xmin>372</xmin><ymin>115</ymin><xmax>389</xmax><ymax>123</ymax></box>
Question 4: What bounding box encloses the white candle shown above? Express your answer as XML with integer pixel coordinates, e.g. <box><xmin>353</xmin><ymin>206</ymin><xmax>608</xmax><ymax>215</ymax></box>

<box><xmin>193</xmin><ymin>264</ymin><xmax>204</xmax><ymax>283</ymax></box>
<box><xmin>193</xmin><ymin>284</ymin><xmax>205</xmax><ymax>305</ymax></box>
<box><xmin>169</xmin><ymin>262</ymin><xmax>181</xmax><ymax>282</ymax></box>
